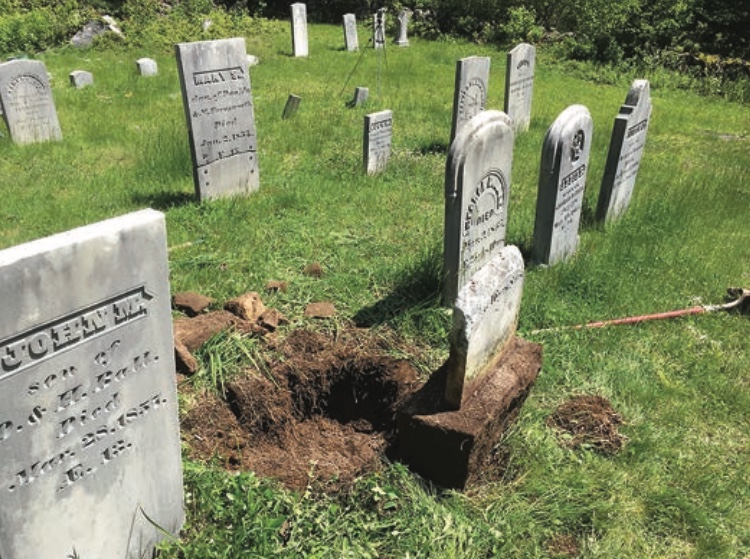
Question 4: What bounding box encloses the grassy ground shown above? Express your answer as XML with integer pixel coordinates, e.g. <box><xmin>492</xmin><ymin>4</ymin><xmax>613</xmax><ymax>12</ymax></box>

<box><xmin>1</xmin><ymin>21</ymin><xmax>749</xmax><ymax>558</ymax></box>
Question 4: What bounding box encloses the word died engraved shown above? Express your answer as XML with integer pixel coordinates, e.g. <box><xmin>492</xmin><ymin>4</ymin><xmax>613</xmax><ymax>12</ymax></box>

<box><xmin>461</xmin><ymin>169</ymin><xmax>507</xmax><ymax>271</ymax></box>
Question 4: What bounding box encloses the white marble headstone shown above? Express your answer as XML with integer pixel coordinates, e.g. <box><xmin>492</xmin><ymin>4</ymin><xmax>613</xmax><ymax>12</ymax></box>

<box><xmin>290</xmin><ymin>3</ymin><xmax>308</xmax><ymax>57</ymax></box>
<box><xmin>449</xmin><ymin>56</ymin><xmax>490</xmax><ymax>143</ymax></box>
<box><xmin>395</xmin><ymin>9</ymin><xmax>412</xmax><ymax>46</ymax></box>
<box><xmin>532</xmin><ymin>105</ymin><xmax>593</xmax><ymax>265</ymax></box>
<box><xmin>69</xmin><ymin>70</ymin><xmax>93</xmax><ymax>89</ymax></box>
<box><xmin>504</xmin><ymin>43</ymin><xmax>535</xmax><ymax>132</ymax></box>
<box><xmin>363</xmin><ymin>109</ymin><xmax>393</xmax><ymax>174</ymax></box>
<box><xmin>373</xmin><ymin>9</ymin><xmax>386</xmax><ymax>49</ymax></box>
<box><xmin>0</xmin><ymin>209</ymin><xmax>183</xmax><ymax>559</ymax></box>
<box><xmin>136</xmin><ymin>57</ymin><xmax>158</xmax><ymax>76</ymax></box>
<box><xmin>343</xmin><ymin>13</ymin><xmax>358</xmax><ymax>51</ymax></box>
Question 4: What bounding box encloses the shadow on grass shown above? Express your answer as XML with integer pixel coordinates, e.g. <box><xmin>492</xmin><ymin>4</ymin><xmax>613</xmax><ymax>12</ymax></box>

<box><xmin>415</xmin><ymin>140</ymin><xmax>449</xmax><ymax>156</ymax></box>
<box><xmin>131</xmin><ymin>190</ymin><xmax>195</xmax><ymax>210</ymax></box>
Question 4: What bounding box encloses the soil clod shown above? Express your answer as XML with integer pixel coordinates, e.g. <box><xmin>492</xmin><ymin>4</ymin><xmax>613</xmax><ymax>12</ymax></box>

<box><xmin>547</xmin><ymin>395</ymin><xmax>627</xmax><ymax>454</ymax></box>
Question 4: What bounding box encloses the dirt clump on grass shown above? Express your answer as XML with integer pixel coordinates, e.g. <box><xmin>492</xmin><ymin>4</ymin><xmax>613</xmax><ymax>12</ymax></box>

<box><xmin>181</xmin><ymin>327</ymin><xmax>421</xmax><ymax>492</ymax></box>
<box><xmin>546</xmin><ymin>395</ymin><xmax>627</xmax><ymax>454</ymax></box>
<box><xmin>546</xmin><ymin>534</ymin><xmax>580</xmax><ymax>557</ymax></box>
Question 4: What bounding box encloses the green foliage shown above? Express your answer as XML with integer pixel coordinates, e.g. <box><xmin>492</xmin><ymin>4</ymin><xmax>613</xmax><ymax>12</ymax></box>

<box><xmin>0</xmin><ymin>0</ymin><xmax>85</xmax><ymax>55</ymax></box>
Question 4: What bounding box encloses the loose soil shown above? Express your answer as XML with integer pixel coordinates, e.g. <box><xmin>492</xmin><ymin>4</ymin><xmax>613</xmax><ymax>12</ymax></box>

<box><xmin>546</xmin><ymin>395</ymin><xmax>627</xmax><ymax>454</ymax></box>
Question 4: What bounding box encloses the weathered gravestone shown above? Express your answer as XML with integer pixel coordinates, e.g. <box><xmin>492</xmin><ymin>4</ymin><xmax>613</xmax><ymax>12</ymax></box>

<box><xmin>0</xmin><ymin>59</ymin><xmax>62</xmax><ymax>145</ymax></box>
<box><xmin>282</xmin><ymin>94</ymin><xmax>301</xmax><ymax>119</ymax></box>
<box><xmin>504</xmin><ymin>43</ymin><xmax>535</xmax><ymax>132</ymax></box>
<box><xmin>343</xmin><ymin>13</ymin><xmax>358</xmax><ymax>51</ymax></box>
<box><xmin>290</xmin><ymin>3</ymin><xmax>308</xmax><ymax>58</ymax></box>
<box><xmin>532</xmin><ymin>105</ymin><xmax>593</xmax><ymax>265</ymax></box>
<box><xmin>363</xmin><ymin>109</ymin><xmax>393</xmax><ymax>174</ymax></box>
<box><xmin>449</xmin><ymin>56</ymin><xmax>490</xmax><ymax>143</ymax></box>
<box><xmin>69</xmin><ymin>70</ymin><xmax>94</xmax><ymax>89</ymax></box>
<box><xmin>175</xmin><ymin>37</ymin><xmax>260</xmax><ymax>201</ymax></box>
<box><xmin>595</xmin><ymin>79</ymin><xmax>652</xmax><ymax>223</ymax></box>
<box><xmin>136</xmin><ymin>57</ymin><xmax>158</xmax><ymax>76</ymax></box>
<box><xmin>0</xmin><ymin>209</ymin><xmax>184</xmax><ymax>559</ymax></box>
<box><xmin>395</xmin><ymin>9</ymin><xmax>412</xmax><ymax>46</ymax></box>
<box><xmin>373</xmin><ymin>9</ymin><xmax>386</xmax><ymax>49</ymax></box>
<box><xmin>347</xmin><ymin>86</ymin><xmax>369</xmax><ymax>108</ymax></box>
<box><xmin>443</xmin><ymin>110</ymin><xmax>514</xmax><ymax>306</ymax></box>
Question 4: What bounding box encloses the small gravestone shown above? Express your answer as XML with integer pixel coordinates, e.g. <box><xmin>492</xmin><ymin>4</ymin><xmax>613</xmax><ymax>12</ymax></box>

<box><xmin>69</xmin><ymin>70</ymin><xmax>93</xmax><ymax>89</ymax></box>
<box><xmin>443</xmin><ymin>110</ymin><xmax>514</xmax><ymax>306</ymax></box>
<box><xmin>136</xmin><ymin>57</ymin><xmax>157</xmax><ymax>76</ymax></box>
<box><xmin>504</xmin><ymin>43</ymin><xmax>535</xmax><ymax>132</ymax></box>
<box><xmin>395</xmin><ymin>9</ymin><xmax>412</xmax><ymax>46</ymax></box>
<box><xmin>343</xmin><ymin>13</ymin><xmax>358</xmax><ymax>51</ymax></box>
<box><xmin>0</xmin><ymin>59</ymin><xmax>62</xmax><ymax>145</ymax></box>
<box><xmin>290</xmin><ymin>3</ymin><xmax>308</xmax><ymax>58</ymax></box>
<box><xmin>0</xmin><ymin>209</ymin><xmax>183</xmax><ymax>559</ymax></box>
<box><xmin>347</xmin><ymin>86</ymin><xmax>369</xmax><ymax>108</ymax></box>
<box><xmin>532</xmin><ymin>105</ymin><xmax>593</xmax><ymax>265</ymax></box>
<box><xmin>595</xmin><ymin>79</ymin><xmax>652</xmax><ymax>223</ymax></box>
<box><xmin>247</xmin><ymin>54</ymin><xmax>260</xmax><ymax>67</ymax></box>
<box><xmin>363</xmin><ymin>109</ymin><xmax>393</xmax><ymax>174</ymax></box>
<box><xmin>373</xmin><ymin>9</ymin><xmax>386</xmax><ymax>49</ymax></box>
<box><xmin>449</xmin><ymin>56</ymin><xmax>490</xmax><ymax>143</ymax></box>
<box><xmin>175</xmin><ymin>37</ymin><xmax>259</xmax><ymax>201</ymax></box>
<box><xmin>282</xmin><ymin>94</ymin><xmax>301</xmax><ymax>119</ymax></box>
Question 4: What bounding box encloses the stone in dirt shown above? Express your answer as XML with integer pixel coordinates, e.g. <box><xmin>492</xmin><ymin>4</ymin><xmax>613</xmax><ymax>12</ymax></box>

<box><xmin>136</xmin><ymin>57</ymin><xmax>158</xmax><ymax>76</ymax></box>
<box><xmin>172</xmin><ymin>291</ymin><xmax>214</xmax><ymax>316</ymax></box>
<box><xmin>69</xmin><ymin>70</ymin><xmax>93</xmax><ymax>89</ymax></box>
<box><xmin>0</xmin><ymin>209</ymin><xmax>183</xmax><ymax>559</ymax></box>
<box><xmin>504</xmin><ymin>43</ymin><xmax>536</xmax><ymax>132</ymax></box>
<box><xmin>290</xmin><ymin>3</ymin><xmax>308</xmax><ymax>57</ymax></box>
<box><xmin>532</xmin><ymin>105</ymin><xmax>593</xmax><ymax>265</ymax></box>
<box><xmin>304</xmin><ymin>302</ymin><xmax>336</xmax><ymax>318</ymax></box>
<box><xmin>595</xmin><ymin>79</ymin><xmax>652</xmax><ymax>223</ymax></box>
<box><xmin>443</xmin><ymin>110</ymin><xmax>514</xmax><ymax>306</ymax></box>
<box><xmin>224</xmin><ymin>292</ymin><xmax>266</xmax><ymax>322</ymax></box>
<box><xmin>450</xmin><ymin>56</ymin><xmax>490</xmax><ymax>143</ymax></box>
<box><xmin>363</xmin><ymin>109</ymin><xmax>393</xmax><ymax>175</ymax></box>
<box><xmin>282</xmin><ymin>94</ymin><xmax>301</xmax><ymax>119</ymax></box>
<box><xmin>0</xmin><ymin>59</ymin><xmax>62</xmax><ymax>145</ymax></box>
<box><xmin>175</xmin><ymin>37</ymin><xmax>259</xmax><ymax>201</ymax></box>
<box><xmin>343</xmin><ymin>14</ymin><xmax>358</xmax><ymax>51</ymax></box>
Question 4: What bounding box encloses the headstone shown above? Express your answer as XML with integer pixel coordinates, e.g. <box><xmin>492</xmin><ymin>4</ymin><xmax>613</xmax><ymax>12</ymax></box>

<box><xmin>0</xmin><ymin>209</ymin><xmax>183</xmax><ymax>559</ymax></box>
<box><xmin>504</xmin><ymin>43</ymin><xmax>536</xmax><ymax>132</ymax></box>
<box><xmin>449</xmin><ymin>56</ymin><xmax>490</xmax><ymax>143</ymax></box>
<box><xmin>282</xmin><ymin>94</ymin><xmax>301</xmax><ymax>119</ymax></box>
<box><xmin>395</xmin><ymin>9</ymin><xmax>412</xmax><ymax>46</ymax></box>
<box><xmin>347</xmin><ymin>86</ymin><xmax>369</xmax><ymax>108</ymax></box>
<box><xmin>0</xmin><ymin>59</ymin><xmax>62</xmax><ymax>145</ymax></box>
<box><xmin>444</xmin><ymin>245</ymin><xmax>524</xmax><ymax>409</ymax></box>
<box><xmin>247</xmin><ymin>54</ymin><xmax>260</xmax><ymax>67</ymax></box>
<box><xmin>136</xmin><ymin>57</ymin><xmax>158</xmax><ymax>76</ymax></box>
<box><xmin>69</xmin><ymin>70</ymin><xmax>93</xmax><ymax>89</ymax></box>
<box><xmin>595</xmin><ymin>79</ymin><xmax>652</xmax><ymax>223</ymax></box>
<box><xmin>532</xmin><ymin>105</ymin><xmax>593</xmax><ymax>265</ymax></box>
<box><xmin>373</xmin><ymin>9</ymin><xmax>386</xmax><ymax>49</ymax></box>
<box><xmin>290</xmin><ymin>3</ymin><xmax>308</xmax><ymax>58</ymax></box>
<box><xmin>443</xmin><ymin>110</ymin><xmax>514</xmax><ymax>305</ymax></box>
<box><xmin>363</xmin><ymin>109</ymin><xmax>393</xmax><ymax>174</ymax></box>
<box><xmin>175</xmin><ymin>37</ymin><xmax>260</xmax><ymax>201</ymax></box>
<box><xmin>343</xmin><ymin>13</ymin><xmax>358</xmax><ymax>51</ymax></box>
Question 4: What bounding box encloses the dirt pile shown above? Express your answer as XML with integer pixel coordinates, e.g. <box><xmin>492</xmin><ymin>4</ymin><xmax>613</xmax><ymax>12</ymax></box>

<box><xmin>546</xmin><ymin>395</ymin><xmax>627</xmax><ymax>454</ymax></box>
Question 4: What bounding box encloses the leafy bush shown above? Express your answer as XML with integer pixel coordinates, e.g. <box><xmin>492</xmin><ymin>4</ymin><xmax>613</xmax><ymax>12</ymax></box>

<box><xmin>0</xmin><ymin>0</ymin><xmax>86</xmax><ymax>55</ymax></box>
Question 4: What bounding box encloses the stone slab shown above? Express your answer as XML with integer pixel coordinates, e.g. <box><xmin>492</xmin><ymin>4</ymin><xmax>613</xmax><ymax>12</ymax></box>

<box><xmin>363</xmin><ymin>109</ymin><xmax>393</xmax><ymax>174</ymax></box>
<box><xmin>395</xmin><ymin>9</ymin><xmax>412</xmax><ymax>46</ymax></box>
<box><xmin>0</xmin><ymin>209</ymin><xmax>183</xmax><ymax>559</ymax></box>
<box><xmin>443</xmin><ymin>110</ymin><xmax>514</xmax><ymax>305</ymax></box>
<box><xmin>0</xmin><ymin>59</ymin><xmax>62</xmax><ymax>145</ymax></box>
<box><xmin>450</xmin><ymin>56</ymin><xmax>490</xmax><ymax>143</ymax></box>
<box><xmin>343</xmin><ymin>13</ymin><xmax>358</xmax><ymax>51</ymax></box>
<box><xmin>348</xmin><ymin>86</ymin><xmax>369</xmax><ymax>108</ymax></box>
<box><xmin>373</xmin><ymin>9</ymin><xmax>386</xmax><ymax>49</ymax></box>
<box><xmin>504</xmin><ymin>43</ymin><xmax>535</xmax><ymax>132</ymax></box>
<box><xmin>291</xmin><ymin>3</ymin><xmax>308</xmax><ymax>57</ymax></box>
<box><xmin>175</xmin><ymin>37</ymin><xmax>260</xmax><ymax>201</ymax></box>
<box><xmin>595</xmin><ymin>79</ymin><xmax>652</xmax><ymax>223</ymax></box>
<box><xmin>532</xmin><ymin>104</ymin><xmax>593</xmax><ymax>265</ymax></box>
<box><xmin>282</xmin><ymin>94</ymin><xmax>301</xmax><ymax>119</ymax></box>
<box><xmin>69</xmin><ymin>70</ymin><xmax>93</xmax><ymax>89</ymax></box>
<box><xmin>136</xmin><ymin>57</ymin><xmax>158</xmax><ymax>76</ymax></box>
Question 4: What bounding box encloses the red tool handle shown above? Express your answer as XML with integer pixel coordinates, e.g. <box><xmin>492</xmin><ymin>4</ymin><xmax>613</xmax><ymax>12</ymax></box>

<box><xmin>573</xmin><ymin>306</ymin><xmax>706</xmax><ymax>329</ymax></box>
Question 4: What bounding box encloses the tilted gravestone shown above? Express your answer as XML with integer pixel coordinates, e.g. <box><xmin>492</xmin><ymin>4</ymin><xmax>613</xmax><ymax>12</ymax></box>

<box><xmin>395</xmin><ymin>9</ymin><xmax>412</xmax><ymax>46</ymax></box>
<box><xmin>373</xmin><ymin>9</ymin><xmax>386</xmax><ymax>49</ymax></box>
<box><xmin>0</xmin><ymin>209</ymin><xmax>183</xmax><ymax>559</ymax></box>
<box><xmin>595</xmin><ymin>79</ymin><xmax>652</xmax><ymax>223</ymax></box>
<box><xmin>0</xmin><ymin>59</ymin><xmax>62</xmax><ymax>145</ymax></box>
<box><xmin>348</xmin><ymin>86</ymin><xmax>369</xmax><ymax>108</ymax></box>
<box><xmin>504</xmin><ymin>43</ymin><xmax>536</xmax><ymax>132</ymax></box>
<box><xmin>343</xmin><ymin>13</ymin><xmax>358</xmax><ymax>51</ymax></box>
<box><xmin>136</xmin><ymin>57</ymin><xmax>158</xmax><ymax>76</ymax></box>
<box><xmin>69</xmin><ymin>70</ymin><xmax>93</xmax><ymax>89</ymax></box>
<box><xmin>175</xmin><ymin>37</ymin><xmax>260</xmax><ymax>201</ymax></box>
<box><xmin>282</xmin><ymin>94</ymin><xmax>301</xmax><ymax>119</ymax></box>
<box><xmin>443</xmin><ymin>110</ymin><xmax>514</xmax><ymax>306</ymax></box>
<box><xmin>363</xmin><ymin>109</ymin><xmax>393</xmax><ymax>174</ymax></box>
<box><xmin>449</xmin><ymin>56</ymin><xmax>490</xmax><ymax>143</ymax></box>
<box><xmin>290</xmin><ymin>3</ymin><xmax>308</xmax><ymax>58</ymax></box>
<box><xmin>532</xmin><ymin>105</ymin><xmax>593</xmax><ymax>265</ymax></box>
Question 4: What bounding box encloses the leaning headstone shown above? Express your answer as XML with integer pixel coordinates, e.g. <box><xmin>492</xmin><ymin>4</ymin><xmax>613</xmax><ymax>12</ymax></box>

<box><xmin>595</xmin><ymin>79</ymin><xmax>652</xmax><ymax>223</ymax></box>
<box><xmin>373</xmin><ymin>9</ymin><xmax>386</xmax><ymax>49</ymax></box>
<box><xmin>0</xmin><ymin>59</ymin><xmax>62</xmax><ymax>145</ymax></box>
<box><xmin>343</xmin><ymin>13</ymin><xmax>358</xmax><ymax>51</ymax></box>
<box><xmin>290</xmin><ymin>3</ymin><xmax>308</xmax><ymax>58</ymax></box>
<box><xmin>175</xmin><ymin>37</ymin><xmax>259</xmax><ymax>201</ymax></box>
<box><xmin>0</xmin><ymin>209</ymin><xmax>183</xmax><ymax>559</ymax></box>
<box><xmin>443</xmin><ymin>110</ymin><xmax>514</xmax><ymax>306</ymax></box>
<box><xmin>69</xmin><ymin>70</ymin><xmax>93</xmax><ymax>89</ymax></box>
<box><xmin>363</xmin><ymin>109</ymin><xmax>393</xmax><ymax>174</ymax></box>
<box><xmin>395</xmin><ymin>9</ymin><xmax>412</xmax><ymax>46</ymax></box>
<box><xmin>449</xmin><ymin>56</ymin><xmax>490</xmax><ymax>143</ymax></box>
<box><xmin>504</xmin><ymin>43</ymin><xmax>536</xmax><ymax>132</ymax></box>
<box><xmin>532</xmin><ymin>105</ymin><xmax>593</xmax><ymax>265</ymax></box>
<box><xmin>347</xmin><ymin>86</ymin><xmax>369</xmax><ymax>108</ymax></box>
<box><xmin>282</xmin><ymin>94</ymin><xmax>301</xmax><ymax>119</ymax></box>
<box><xmin>136</xmin><ymin>57</ymin><xmax>158</xmax><ymax>76</ymax></box>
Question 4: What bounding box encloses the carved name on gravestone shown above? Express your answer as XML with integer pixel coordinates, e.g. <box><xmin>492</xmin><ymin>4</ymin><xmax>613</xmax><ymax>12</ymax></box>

<box><xmin>444</xmin><ymin>245</ymin><xmax>524</xmax><ymax>409</ymax></box>
<box><xmin>395</xmin><ymin>9</ymin><xmax>412</xmax><ymax>46</ymax></box>
<box><xmin>449</xmin><ymin>56</ymin><xmax>490</xmax><ymax>143</ymax></box>
<box><xmin>0</xmin><ymin>209</ymin><xmax>183</xmax><ymax>559</ymax></box>
<box><xmin>282</xmin><ymin>94</ymin><xmax>301</xmax><ymax>119</ymax></box>
<box><xmin>69</xmin><ymin>70</ymin><xmax>93</xmax><ymax>89</ymax></box>
<box><xmin>373</xmin><ymin>9</ymin><xmax>386</xmax><ymax>49</ymax></box>
<box><xmin>363</xmin><ymin>109</ymin><xmax>392</xmax><ymax>174</ymax></box>
<box><xmin>0</xmin><ymin>59</ymin><xmax>62</xmax><ymax>145</ymax></box>
<box><xmin>348</xmin><ymin>86</ymin><xmax>369</xmax><ymax>108</ymax></box>
<box><xmin>176</xmin><ymin>37</ymin><xmax>259</xmax><ymax>201</ymax></box>
<box><xmin>532</xmin><ymin>105</ymin><xmax>593</xmax><ymax>265</ymax></box>
<box><xmin>290</xmin><ymin>3</ymin><xmax>308</xmax><ymax>57</ymax></box>
<box><xmin>343</xmin><ymin>14</ymin><xmax>358</xmax><ymax>51</ymax></box>
<box><xmin>596</xmin><ymin>79</ymin><xmax>652</xmax><ymax>223</ymax></box>
<box><xmin>136</xmin><ymin>57</ymin><xmax>158</xmax><ymax>76</ymax></box>
<box><xmin>444</xmin><ymin>110</ymin><xmax>514</xmax><ymax>306</ymax></box>
<box><xmin>504</xmin><ymin>43</ymin><xmax>535</xmax><ymax>132</ymax></box>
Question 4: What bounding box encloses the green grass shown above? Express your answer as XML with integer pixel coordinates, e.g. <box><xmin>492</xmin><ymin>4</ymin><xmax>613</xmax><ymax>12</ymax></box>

<box><xmin>1</xmin><ymin>22</ymin><xmax>749</xmax><ymax>558</ymax></box>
